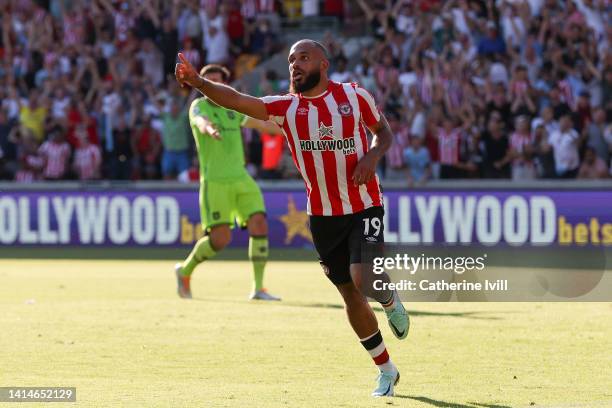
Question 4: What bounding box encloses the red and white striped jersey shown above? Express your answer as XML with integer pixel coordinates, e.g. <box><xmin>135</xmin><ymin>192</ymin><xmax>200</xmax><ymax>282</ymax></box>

<box><xmin>261</xmin><ymin>81</ymin><xmax>383</xmax><ymax>216</ymax></box>
<box><xmin>74</xmin><ymin>144</ymin><xmax>102</xmax><ymax>180</ymax></box>
<box><xmin>63</xmin><ymin>13</ymin><xmax>84</xmax><ymax>46</ymax></box>
<box><xmin>39</xmin><ymin>141</ymin><xmax>71</xmax><ymax>179</ymax></box>
<box><xmin>509</xmin><ymin>131</ymin><xmax>534</xmax><ymax>165</ymax></box>
<box><xmin>437</xmin><ymin>127</ymin><xmax>461</xmax><ymax>165</ymax></box>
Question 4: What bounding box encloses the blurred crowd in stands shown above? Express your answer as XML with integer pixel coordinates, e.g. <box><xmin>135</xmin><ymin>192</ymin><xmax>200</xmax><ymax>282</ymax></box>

<box><xmin>0</xmin><ymin>0</ymin><xmax>610</xmax><ymax>184</ymax></box>
<box><xmin>352</xmin><ymin>0</ymin><xmax>612</xmax><ymax>184</ymax></box>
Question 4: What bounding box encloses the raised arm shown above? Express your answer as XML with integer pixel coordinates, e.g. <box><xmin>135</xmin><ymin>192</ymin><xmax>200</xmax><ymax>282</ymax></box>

<box><xmin>356</xmin><ymin>0</ymin><xmax>375</xmax><ymax>21</ymax></box>
<box><xmin>175</xmin><ymin>53</ymin><xmax>268</xmax><ymax>120</ymax></box>
<box><xmin>188</xmin><ymin>99</ymin><xmax>222</xmax><ymax>140</ymax></box>
<box><xmin>193</xmin><ymin>114</ymin><xmax>222</xmax><ymax>140</ymax></box>
<box><xmin>140</xmin><ymin>0</ymin><xmax>161</xmax><ymax>28</ymax></box>
<box><xmin>391</xmin><ymin>0</ymin><xmax>408</xmax><ymax>16</ymax></box>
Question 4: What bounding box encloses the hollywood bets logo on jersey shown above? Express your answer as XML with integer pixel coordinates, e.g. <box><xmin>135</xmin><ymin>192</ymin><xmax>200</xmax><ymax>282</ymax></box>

<box><xmin>299</xmin><ymin>122</ymin><xmax>356</xmax><ymax>155</ymax></box>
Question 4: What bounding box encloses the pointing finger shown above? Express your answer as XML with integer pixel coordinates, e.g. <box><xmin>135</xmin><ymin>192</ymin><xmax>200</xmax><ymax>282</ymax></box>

<box><xmin>178</xmin><ymin>53</ymin><xmax>191</xmax><ymax>67</ymax></box>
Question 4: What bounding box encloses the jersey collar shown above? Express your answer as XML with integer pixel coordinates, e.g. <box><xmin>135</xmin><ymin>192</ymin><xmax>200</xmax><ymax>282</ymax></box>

<box><xmin>299</xmin><ymin>80</ymin><xmax>333</xmax><ymax>100</ymax></box>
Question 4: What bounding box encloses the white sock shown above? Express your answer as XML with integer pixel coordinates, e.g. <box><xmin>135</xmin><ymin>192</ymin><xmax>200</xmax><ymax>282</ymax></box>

<box><xmin>378</xmin><ymin>359</ymin><xmax>396</xmax><ymax>373</ymax></box>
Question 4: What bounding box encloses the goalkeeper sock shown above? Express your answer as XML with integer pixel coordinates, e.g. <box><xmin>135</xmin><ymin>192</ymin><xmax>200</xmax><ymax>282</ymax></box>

<box><xmin>249</xmin><ymin>235</ymin><xmax>269</xmax><ymax>292</ymax></box>
<box><xmin>181</xmin><ymin>236</ymin><xmax>217</xmax><ymax>276</ymax></box>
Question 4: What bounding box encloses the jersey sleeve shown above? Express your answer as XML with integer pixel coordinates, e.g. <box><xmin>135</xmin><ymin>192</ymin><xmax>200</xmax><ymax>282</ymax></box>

<box><xmin>189</xmin><ymin>99</ymin><xmax>206</xmax><ymax>123</ymax></box>
<box><xmin>260</xmin><ymin>95</ymin><xmax>293</xmax><ymax>126</ymax></box>
<box><xmin>353</xmin><ymin>84</ymin><xmax>381</xmax><ymax>128</ymax></box>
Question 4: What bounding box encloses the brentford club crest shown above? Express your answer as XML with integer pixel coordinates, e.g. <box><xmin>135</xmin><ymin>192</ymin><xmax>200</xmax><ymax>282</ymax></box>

<box><xmin>337</xmin><ymin>103</ymin><xmax>353</xmax><ymax>117</ymax></box>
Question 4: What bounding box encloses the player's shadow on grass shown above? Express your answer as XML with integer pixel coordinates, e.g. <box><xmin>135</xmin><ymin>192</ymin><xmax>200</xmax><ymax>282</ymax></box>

<box><xmin>192</xmin><ymin>299</ymin><xmax>508</xmax><ymax>320</ymax></box>
<box><xmin>401</xmin><ymin>310</ymin><xmax>507</xmax><ymax>320</ymax></box>
<box><xmin>283</xmin><ymin>302</ymin><xmax>507</xmax><ymax>320</ymax></box>
<box><xmin>394</xmin><ymin>395</ymin><xmax>511</xmax><ymax>408</ymax></box>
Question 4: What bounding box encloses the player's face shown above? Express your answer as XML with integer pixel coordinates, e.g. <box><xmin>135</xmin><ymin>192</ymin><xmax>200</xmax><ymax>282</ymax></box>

<box><xmin>288</xmin><ymin>46</ymin><xmax>323</xmax><ymax>94</ymax></box>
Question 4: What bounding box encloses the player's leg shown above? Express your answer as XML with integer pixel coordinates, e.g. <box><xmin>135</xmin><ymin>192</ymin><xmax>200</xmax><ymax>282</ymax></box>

<box><xmin>320</xmin><ymin>251</ymin><xmax>380</xmax><ymax>338</ymax></box>
<box><xmin>350</xmin><ymin>207</ymin><xmax>409</xmax><ymax>340</ymax></box>
<box><xmin>247</xmin><ymin>213</ymin><xmax>268</xmax><ymax>294</ymax></box>
<box><xmin>176</xmin><ymin>224</ymin><xmax>232</xmax><ymax>298</ymax></box>
<box><xmin>336</xmin><ymin>279</ymin><xmax>379</xmax><ymax>336</ymax></box>
<box><xmin>175</xmin><ymin>180</ymin><xmax>233</xmax><ymax>298</ymax></box>
<box><xmin>236</xmin><ymin>176</ymin><xmax>280</xmax><ymax>301</ymax></box>
<box><xmin>245</xmin><ymin>213</ymin><xmax>280</xmax><ymax>300</ymax></box>
<box><xmin>348</xmin><ymin>207</ymin><xmax>408</xmax><ymax>396</ymax></box>
<box><xmin>181</xmin><ymin>224</ymin><xmax>231</xmax><ymax>274</ymax></box>
<box><xmin>337</xmin><ymin>279</ymin><xmax>400</xmax><ymax>397</ymax></box>
<box><xmin>310</xmin><ymin>213</ymin><xmax>397</xmax><ymax>396</ymax></box>
<box><xmin>328</xmin><ymin>255</ymin><xmax>400</xmax><ymax>397</ymax></box>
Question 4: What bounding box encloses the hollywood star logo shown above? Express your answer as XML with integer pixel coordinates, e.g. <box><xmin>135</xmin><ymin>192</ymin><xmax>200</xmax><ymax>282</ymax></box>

<box><xmin>299</xmin><ymin>122</ymin><xmax>356</xmax><ymax>155</ymax></box>
<box><xmin>317</xmin><ymin>122</ymin><xmax>334</xmax><ymax>140</ymax></box>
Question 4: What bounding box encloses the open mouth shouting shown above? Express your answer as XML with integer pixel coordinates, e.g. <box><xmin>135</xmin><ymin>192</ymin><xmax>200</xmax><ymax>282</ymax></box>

<box><xmin>292</xmin><ymin>70</ymin><xmax>304</xmax><ymax>81</ymax></box>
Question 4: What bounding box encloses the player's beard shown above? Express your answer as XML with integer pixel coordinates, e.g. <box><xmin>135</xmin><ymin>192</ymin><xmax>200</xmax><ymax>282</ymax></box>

<box><xmin>290</xmin><ymin>70</ymin><xmax>321</xmax><ymax>94</ymax></box>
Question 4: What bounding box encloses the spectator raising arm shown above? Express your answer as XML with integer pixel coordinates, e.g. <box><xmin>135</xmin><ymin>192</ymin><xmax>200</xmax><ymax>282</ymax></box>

<box><xmin>356</xmin><ymin>0</ymin><xmax>375</xmax><ymax>22</ymax></box>
<box><xmin>136</xmin><ymin>0</ymin><xmax>161</xmax><ymax>28</ymax></box>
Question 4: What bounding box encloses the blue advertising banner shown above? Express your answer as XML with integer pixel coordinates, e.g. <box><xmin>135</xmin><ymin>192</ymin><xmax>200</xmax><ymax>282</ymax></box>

<box><xmin>0</xmin><ymin>190</ymin><xmax>610</xmax><ymax>247</ymax></box>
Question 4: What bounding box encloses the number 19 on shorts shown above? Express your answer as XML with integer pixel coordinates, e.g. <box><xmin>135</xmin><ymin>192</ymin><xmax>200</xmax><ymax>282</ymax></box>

<box><xmin>363</xmin><ymin>217</ymin><xmax>382</xmax><ymax>237</ymax></box>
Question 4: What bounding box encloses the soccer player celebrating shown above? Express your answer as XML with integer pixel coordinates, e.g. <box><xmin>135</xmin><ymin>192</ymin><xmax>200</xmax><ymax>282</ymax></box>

<box><xmin>175</xmin><ymin>40</ymin><xmax>409</xmax><ymax>397</ymax></box>
<box><xmin>175</xmin><ymin>64</ymin><xmax>282</xmax><ymax>302</ymax></box>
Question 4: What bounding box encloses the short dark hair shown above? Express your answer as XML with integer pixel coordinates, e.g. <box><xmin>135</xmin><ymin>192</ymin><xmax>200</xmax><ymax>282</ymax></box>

<box><xmin>311</xmin><ymin>40</ymin><xmax>330</xmax><ymax>59</ymax></box>
<box><xmin>199</xmin><ymin>64</ymin><xmax>231</xmax><ymax>82</ymax></box>
<box><xmin>291</xmin><ymin>39</ymin><xmax>330</xmax><ymax>59</ymax></box>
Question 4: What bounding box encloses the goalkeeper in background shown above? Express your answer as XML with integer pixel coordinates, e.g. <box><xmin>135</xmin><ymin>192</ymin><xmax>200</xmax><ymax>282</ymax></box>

<box><xmin>175</xmin><ymin>64</ymin><xmax>281</xmax><ymax>301</ymax></box>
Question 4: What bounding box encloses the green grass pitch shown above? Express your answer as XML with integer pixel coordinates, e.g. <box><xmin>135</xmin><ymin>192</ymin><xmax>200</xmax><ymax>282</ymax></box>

<box><xmin>1</xmin><ymin>259</ymin><xmax>611</xmax><ymax>408</ymax></box>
